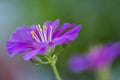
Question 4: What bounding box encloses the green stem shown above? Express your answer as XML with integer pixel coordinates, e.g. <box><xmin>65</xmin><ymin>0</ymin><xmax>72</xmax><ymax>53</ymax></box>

<box><xmin>43</xmin><ymin>55</ymin><xmax>62</xmax><ymax>80</ymax></box>
<box><xmin>50</xmin><ymin>61</ymin><xmax>62</xmax><ymax>80</ymax></box>
<box><xmin>97</xmin><ymin>66</ymin><xmax>111</xmax><ymax>80</ymax></box>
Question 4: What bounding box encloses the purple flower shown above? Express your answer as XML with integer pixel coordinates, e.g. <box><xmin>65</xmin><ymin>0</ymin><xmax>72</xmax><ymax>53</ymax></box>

<box><xmin>6</xmin><ymin>19</ymin><xmax>81</xmax><ymax>61</ymax></box>
<box><xmin>68</xmin><ymin>55</ymin><xmax>89</xmax><ymax>73</ymax></box>
<box><xmin>68</xmin><ymin>42</ymin><xmax>120</xmax><ymax>72</ymax></box>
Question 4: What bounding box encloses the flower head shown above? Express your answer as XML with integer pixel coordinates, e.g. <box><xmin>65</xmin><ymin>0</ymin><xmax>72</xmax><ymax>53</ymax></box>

<box><xmin>68</xmin><ymin>42</ymin><xmax>120</xmax><ymax>72</ymax></box>
<box><xmin>6</xmin><ymin>19</ymin><xmax>81</xmax><ymax>60</ymax></box>
<box><xmin>68</xmin><ymin>55</ymin><xmax>89</xmax><ymax>73</ymax></box>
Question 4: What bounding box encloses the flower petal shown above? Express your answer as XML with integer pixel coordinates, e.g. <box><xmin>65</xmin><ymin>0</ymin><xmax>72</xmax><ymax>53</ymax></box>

<box><xmin>64</xmin><ymin>24</ymin><xmax>82</xmax><ymax>35</ymax></box>
<box><xmin>32</xmin><ymin>42</ymin><xmax>49</xmax><ymax>48</ymax></box>
<box><xmin>43</xmin><ymin>21</ymin><xmax>52</xmax><ymax>32</ymax></box>
<box><xmin>43</xmin><ymin>21</ymin><xmax>52</xmax><ymax>27</ymax></box>
<box><xmin>6</xmin><ymin>41</ymin><xmax>33</xmax><ymax>57</ymax></box>
<box><xmin>10</xmin><ymin>26</ymin><xmax>34</xmax><ymax>42</ymax></box>
<box><xmin>51</xmin><ymin>19</ymin><xmax>60</xmax><ymax>32</ymax></box>
<box><xmin>68</xmin><ymin>55</ymin><xmax>89</xmax><ymax>73</ymax></box>
<box><xmin>53</xmin><ymin>23</ymin><xmax>76</xmax><ymax>38</ymax></box>
<box><xmin>64</xmin><ymin>33</ymin><xmax>79</xmax><ymax>43</ymax></box>
<box><xmin>51</xmin><ymin>35</ymin><xmax>66</xmax><ymax>45</ymax></box>
<box><xmin>23</xmin><ymin>48</ymin><xmax>46</xmax><ymax>61</ymax></box>
<box><xmin>52</xmin><ymin>34</ymin><xmax>78</xmax><ymax>45</ymax></box>
<box><xmin>52</xmin><ymin>25</ymin><xmax>81</xmax><ymax>45</ymax></box>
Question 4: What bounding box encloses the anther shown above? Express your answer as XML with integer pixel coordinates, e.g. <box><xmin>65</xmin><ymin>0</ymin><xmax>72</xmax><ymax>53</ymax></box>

<box><xmin>50</xmin><ymin>26</ymin><xmax>53</xmax><ymax>30</ymax></box>
<box><xmin>30</xmin><ymin>30</ymin><xmax>41</xmax><ymax>42</ymax></box>
<box><xmin>31</xmin><ymin>30</ymin><xmax>35</xmax><ymax>38</ymax></box>
<box><xmin>44</xmin><ymin>25</ymin><xmax>47</xmax><ymax>30</ymax></box>
<box><xmin>38</xmin><ymin>25</ymin><xmax>42</xmax><ymax>32</ymax></box>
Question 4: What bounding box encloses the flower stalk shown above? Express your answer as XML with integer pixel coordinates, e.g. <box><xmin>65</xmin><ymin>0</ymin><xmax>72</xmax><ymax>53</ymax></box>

<box><xmin>44</xmin><ymin>55</ymin><xmax>62</xmax><ymax>80</ymax></box>
<box><xmin>50</xmin><ymin>61</ymin><xmax>62</xmax><ymax>80</ymax></box>
<box><xmin>97</xmin><ymin>66</ymin><xmax>111</xmax><ymax>80</ymax></box>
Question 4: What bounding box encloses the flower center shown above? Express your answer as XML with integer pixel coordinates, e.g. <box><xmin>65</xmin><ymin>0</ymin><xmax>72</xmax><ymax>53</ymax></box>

<box><xmin>31</xmin><ymin>24</ymin><xmax>53</xmax><ymax>43</ymax></box>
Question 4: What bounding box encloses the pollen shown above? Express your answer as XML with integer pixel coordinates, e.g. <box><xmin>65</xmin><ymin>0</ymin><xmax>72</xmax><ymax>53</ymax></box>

<box><xmin>50</xmin><ymin>26</ymin><xmax>53</xmax><ymax>30</ymax></box>
<box><xmin>40</xmin><ymin>28</ymin><xmax>42</xmax><ymax>32</ymax></box>
<box><xmin>31</xmin><ymin>30</ymin><xmax>35</xmax><ymax>38</ymax></box>
<box><xmin>36</xmin><ymin>25</ymin><xmax>38</xmax><ymax>29</ymax></box>
<box><xmin>36</xmin><ymin>25</ymin><xmax>42</xmax><ymax>32</ymax></box>
<box><xmin>43</xmin><ymin>25</ymin><xmax>47</xmax><ymax>30</ymax></box>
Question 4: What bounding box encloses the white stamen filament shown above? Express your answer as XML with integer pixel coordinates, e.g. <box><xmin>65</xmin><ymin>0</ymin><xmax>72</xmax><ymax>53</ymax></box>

<box><xmin>31</xmin><ymin>31</ymin><xmax>41</xmax><ymax>42</ymax></box>
<box><xmin>43</xmin><ymin>25</ymin><xmax>47</xmax><ymax>42</ymax></box>
<box><xmin>37</xmin><ymin>25</ymin><xmax>45</xmax><ymax>42</ymax></box>
<box><xmin>31</xmin><ymin>24</ymin><xmax>53</xmax><ymax>43</ymax></box>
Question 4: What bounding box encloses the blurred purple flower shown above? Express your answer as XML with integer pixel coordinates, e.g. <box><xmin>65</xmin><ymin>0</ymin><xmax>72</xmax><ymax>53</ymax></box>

<box><xmin>6</xmin><ymin>19</ymin><xmax>81</xmax><ymax>60</ymax></box>
<box><xmin>68</xmin><ymin>42</ymin><xmax>120</xmax><ymax>72</ymax></box>
<box><xmin>68</xmin><ymin>55</ymin><xmax>89</xmax><ymax>73</ymax></box>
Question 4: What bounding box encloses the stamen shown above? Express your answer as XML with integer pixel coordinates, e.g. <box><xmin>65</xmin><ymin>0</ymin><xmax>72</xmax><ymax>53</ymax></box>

<box><xmin>36</xmin><ymin>25</ymin><xmax>42</xmax><ymax>32</ymax></box>
<box><xmin>43</xmin><ymin>25</ymin><xmax>47</xmax><ymax>42</ymax></box>
<box><xmin>36</xmin><ymin>25</ymin><xmax>45</xmax><ymax>42</ymax></box>
<box><xmin>44</xmin><ymin>25</ymin><xmax>47</xmax><ymax>30</ymax></box>
<box><xmin>31</xmin><ymin>30</ymin><xmax>40</xmax><ymax>42</ymax></box>
<box><xmin>50</xmin><ymin>26</ymin><xmax>53</xmax><ymax>29</ymax></box>
<box><xmin>31</xmin><ymin>30</ymin><xmax>35</xmax><ymax>38</ymax></box>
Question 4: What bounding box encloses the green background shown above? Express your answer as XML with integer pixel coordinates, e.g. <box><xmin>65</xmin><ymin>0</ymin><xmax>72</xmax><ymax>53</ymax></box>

<box><xmin>0</xmin><ymin>0</ymin><xmax>120</xmax><ymax>80</ymax></box>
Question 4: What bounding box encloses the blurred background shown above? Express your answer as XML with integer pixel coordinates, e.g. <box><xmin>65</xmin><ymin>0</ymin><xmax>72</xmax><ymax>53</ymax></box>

<box><xmin>0</xmin><ymin>0</ymin><xmax>120</xmax><ymax>80</ymax></box>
